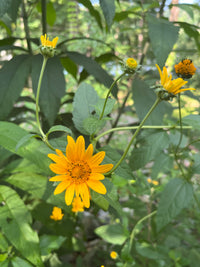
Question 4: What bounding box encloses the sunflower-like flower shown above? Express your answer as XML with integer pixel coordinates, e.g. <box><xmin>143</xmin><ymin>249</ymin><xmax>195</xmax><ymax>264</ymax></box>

<box><xmin>72</xmin><ymin>196</ymin><xmax>85</xmax><ymax>213</ymax></box>
<box><xmin>40</xmin><ymin>34</ymin><xmax>58</xmax><ymax>57</ymax></box>
<box><xmin>124</xmin><ymin>57</ymin><xmax>139</xmax><ymax>74</ymax></box>
<box><xmin>50</xmin><ymin>206</ymin><xmax>64</xmax><ymax>221</ymax></box>
<box><xmin>175</xmin><ymin>59</ymin><xmax>196</xmax><ymax>79</ymax></box>
<box><xmin>110</xmin><ymin>251</ymin><xmax>118</xmax><ymax>259</ymax></box>
<box><xmin>156</xmin><ymin>64</ymin><xmax>195</xmax><ymax>100</ymax></box>
<box><xmin>48</xmin><ymin>136</ymin><xmax>113</xmax><ymax>208</ymax></box>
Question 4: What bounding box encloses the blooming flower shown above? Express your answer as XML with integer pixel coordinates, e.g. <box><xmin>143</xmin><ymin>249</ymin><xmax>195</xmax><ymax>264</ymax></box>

<box><xmin>147</xmin><ymin>178</ymin><xmax>159</xmax><ymax>186</ymax></box>
<box><xmin>110</xmin><ymin>251</ymin><xmax>118</xmax><ymax>259</ymax></box>
<box><xmin>156</xmin><ymin>64</ymin><xmax>195</xmax><ymax>95</ymax></box>
<box><xmin>126</xmin><ymin>58</ymin><xmax>138</xmax><ymax>69</ymax></box>
<box><xmin>72</xmin><ymin>196</ymin><xmax>85</xmax><ymax>213</ymax></box>
<box><xmin>175</xmin><ymin>59</ymin><xmax>196</xmax><ymax>79</ymax></box>
<box><xmin>48</xmin><ymin>136</ymin><xmax>113</xmax><ymax>208</ymax></box>
<box><xmin>50</xmin><ymin>206</ymin><xmax>64</xmax><ymax>221</ymax></box>
<box><xmin>40</xmin><ymin>34</ymin><xmax>58</xmax><ymax>48</ymax></box>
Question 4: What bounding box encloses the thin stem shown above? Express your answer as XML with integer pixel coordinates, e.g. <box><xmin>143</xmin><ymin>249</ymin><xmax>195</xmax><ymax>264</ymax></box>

<box><xmin>21</xmin><ymin>0</ymin><xmax>32</xmax><ymax>54</ymax></box>
<box><xmin>41</xmin><ymin>0</ymin><xmax>47</xmax><ymax>35</ymax></box>
<box><xmin>95</xmin><ymin>125</ymin><xmax>192</xmax><ymax>142</ymax></box>
<box><xmin>99</xmin><ymin>72</ymin><xmax>126</xmax><ymax>120</ymax></box>
<box><xmin>129</xmin><ymin>210</ymin><xmax>157</xmax><ymax>253</ymax></box>
<box><xmin>175</xmin><ymin>94</ymin><xmax>183</xmax><ymax>153</ymax></box>
<box><xmin>194</xmin><ymin>193</ymin><xmax>200</xmax><ymax>210</ymax></box>
<box><xmin>35</xmin><ymin>57</ymin><xmax>48</xmax><ymax>138</ymax></box>
<box><xmin>106</xmin><ymin>97</ymin><xmax>161</xmax><ymax>174</ymax></box>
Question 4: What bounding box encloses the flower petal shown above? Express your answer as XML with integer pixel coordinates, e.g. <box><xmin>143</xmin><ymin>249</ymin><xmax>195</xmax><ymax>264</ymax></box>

<box><xmin>75</xmin><ymin>136</ymin><xmax>85</xmax><ymax>160</ymax></box>
<box><xmin>49</xmin><ymin>175</ymin><xmax>68</xmax><ymax>181</ymax></box>
<box><xmin>79</xmin><ymin>183</ymin><xmax>90</xmax><ymax>208</ymax></box>
<box><xmin>83</xmin><ymin>144</ymin><xmax>93</xmax><ymax>161</ymax></box>
<box><xmin>48</xmin><ymin>153</ymin><xmax>68</xmax><ymax>167</ymax></box>
<box><xmin>91</xmin><ymin>164</ymin><xmax>113</xmax><ymax>173</ymax></box>
<box><xmin>66</xmin><ymin>136</ymin><xmax>76</xmax><ymax>161</ymax></box>
<box><xmin>54</xmin><ymin>180</ymin><xmax>71</xmax><ymax>195</ymax></box>
<box><xmin>87</xmin><ymin>180</ymin><xmax>107</xmax><ymax>194</ymax></box>
<box><xmin>90</xmin><ymin>173</ymin><xmax>105</xmax><ymax>180</ymax></box>
<box><xmin>65</xmin><ymin>183</ymin><xmax>75</xmax><ymax>205</ymax></box>
<box><xmin>49</xmin><ymin>163</ymin><xmax>67</xmax><ymax>174</ymax></box>
<box><xmin>89</xmin><ymin>151</ymin><xmax>105</xmax><ymax>166</ymax></box>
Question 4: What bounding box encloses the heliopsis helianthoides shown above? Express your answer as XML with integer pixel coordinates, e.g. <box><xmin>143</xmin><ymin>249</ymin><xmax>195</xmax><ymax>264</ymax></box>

<box><xmin>40</xmin><ymin>34</ymin><xmax>58</xmax><ymax>57</ymax></box>
<box><xmin>72</xmin><ymin>196</ymin><xmax>85</xmax><ymax>213</ymax></box>
<box><xmin>50</xmin><ymin>206</ymin><xmax>64</xmax><ymax>221</ymax></box>
<box><xmin>175</xmin><ymin>59</ymin><xmax>196</xmax><ymax>79</ymax></box>
<box><xmin>156</xmin><ymin>64</ymin><xmax>195</xmax><ymax>98</ymax></box>
<box><xmin>48</xmin><ymin>136</ymin><xmax>113</xmax><ymax>208</ymax></box>
<box><xmin>110</xmin><ymin>251</ymin><xmax>118</xmax><ymax>259</ymax></box>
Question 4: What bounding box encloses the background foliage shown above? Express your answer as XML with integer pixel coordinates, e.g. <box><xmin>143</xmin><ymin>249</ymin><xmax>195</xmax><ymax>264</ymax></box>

<box><xmin>0</xmin><ymin>0</ymin><xmax>200</xmax><ymax>266</ymax></box>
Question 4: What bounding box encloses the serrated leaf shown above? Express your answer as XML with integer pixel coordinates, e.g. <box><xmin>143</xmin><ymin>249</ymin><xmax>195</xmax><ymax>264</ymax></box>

<box><xmin>66</xmin><ymin>51</ymin><xmax>118</xmax><ymax>98</ymax></box>
<box><xmin>95</xmin><ymin>98</ymin><xmax>115</xmax><ymax>117</ymax></box>
<box><xmin>156</xmin><ymin>178</ymin><xmax>193</xmax><ymax>231</ymax></box>
<box><xmin>95</xmin><ymin>224</ymin><xmax>128</xmax><ymax>245</ymax></box>
<box><xmin>147</xmin><ymin>14</ymin><xmax>179</xmax><ymax>67</ymax></box>
<box><xmin>152</xmin><ymin>152</ymin><xmax>173</xmax><ymax>179</ymax></box>
<box><xmin>46</xmin><ymin>1</ymin><xmax>56</xmax><ymax>26</ymax></box>
<box><xmin>83</xmin><ymin>116</ymin><xmax>105</xmax><ymax>135</ymax></box>
<box><xmin>183</xmin><ymin>114</ymin><xmax>200</xmax><ymax>130</ymax></box>
<box><xmin>0</xmin><ymin>54</ymin><xmax>32</xmax><ymax>120</ymax></box>
<box><xmin>100</xmin><ymin>0</ymin><xmax>115</xmax><ymax>28</ymax></box>
<box><xmin>0</xmin><ymin>186</ymin><xmax>44</xmax><ymax>267</ymax></box>
<box><xmin>31</xmin><ymin>55</ymin><xmax>66</xmax><ymax>125</ymax></box>
<box><xmin>72</xmin><ymin>83</ymin><xmax>99</xmax><ymax>134</ymax></box>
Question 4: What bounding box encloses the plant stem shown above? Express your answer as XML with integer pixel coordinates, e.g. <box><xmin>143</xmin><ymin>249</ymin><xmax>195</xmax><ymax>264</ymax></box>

<box><xmin>21</xmin><ymin>0</ymin><xmax>32</xmax><ymax>54</ymax></box>
<box><xmin>99</xmin><ymin>72</ymin><xmax>126</xmax><ymax>120</ymax></box>
<box><xmin>129</xmin><ymin>210</ymin><xmax>157</xmax><ymax>253</ymax></box>
<box><xmin>106</xmin><ymin>97</ymin><xmax>161</xmax><ymax>174</ymax></box>
<box><xmin>95</xmin><ymin>125</ymin><xmax>192</xmax><ymax>142</ymax></box>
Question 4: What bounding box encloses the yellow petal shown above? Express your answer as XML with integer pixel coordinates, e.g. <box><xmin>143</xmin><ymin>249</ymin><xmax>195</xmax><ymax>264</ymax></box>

<box><xmin>89</xmin><ymin>151</ymin><xmax>105</xmax><ymax>166</ymax></box>
<box><xmin>75</xmin><ymin>136</ymin><xmax>85</xmax><ymax>160</ymax></box>
<box><xmin>83</xmin><ymin>144</ymin><xmax>93</xmax><ymax>161</ymax></box>
<box><xmin>66</xmin><ymin>136</ymin><xmax>76</xmax><ymax>161</ymax></box>
<box><xmin>48</xmin><ymin>153</ymin><xmax>68</xmax><ymax>167</ymax></box>
<box><xmin>65</xmin><ymin>183</ymin><xmax>75</xmax><ymax>205</ymax></box>
<box><xmin>175</xmin><ymin>88</ymin><xmax>196</xmax><ymax>94</ymax></box>
<box><xmin>79</xmin><ymin>183</ymin><xmax>90</xmax><ymax>208</ymax></box>
<box><xmin>49</xmin><ymin>163</ymin><xmax>67</xmax><ymax>174</ymax></box>
<box><xmin>89</xmin><ymin>173</ymin><xmax>105</xmax><ymax>180</ymax></box>
<box><xmin>54</xmin><ymin>180</ymin><xmax>71</xmax><ymax>195</ymax></box>
<box><xmin>49</xmin><ymin>175</ymin><xmax>68</xmax><ymax>181</ymax></box>
<box><xmin>87</xmin><ymin>180</ymin><xmax>107</xmax><ymax>194</ymax></box>
<box><xmin>91</xmin><ymin>164</ymin><xmax>113</xmax><ymax>174</ymax></box>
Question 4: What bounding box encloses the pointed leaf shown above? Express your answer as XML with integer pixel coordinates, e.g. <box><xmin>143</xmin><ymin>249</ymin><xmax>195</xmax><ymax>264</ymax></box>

<box><xmin>100</xmin><ymin>0</ymin><xmax>115</xmax><ymax>28</ymax></box>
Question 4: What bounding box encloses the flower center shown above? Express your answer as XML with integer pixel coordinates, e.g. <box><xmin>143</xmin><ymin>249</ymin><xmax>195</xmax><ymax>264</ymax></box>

<box><xmin>70</xmin><ymin>161</ymin><xmax>91</xmax><ymax>184</ymax></box>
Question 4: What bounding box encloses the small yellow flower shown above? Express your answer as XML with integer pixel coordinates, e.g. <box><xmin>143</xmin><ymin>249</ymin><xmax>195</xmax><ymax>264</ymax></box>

<box><xmin>50</xmin><ymin>207</ymin><xmax>64</xmax><ymax>221</ymax></box>
<box><xmin>147</xmin><ymin>178</ymin><xmax>152</xmax><ymax>184</ymax></box>
<box><xmin>110</xmin><ymin>251</ymin><xmax>118</xmax><ymax>259</ymax></box>
<box><xmin>72</xmin><ymin>196</ymin><xmax>85</xmax><ymax>213</ymax></box>
<box><xmin>40</xmin><ymin>34</ymin><xmax>58</xmax><ymax>57</ymax></box>
<box><xmin>152</xmin><ymin>180</ymin><xmax>159</xmax><ymax>186</ymax></box>
<box><xmin>126</xmin><ymin>58</ymin><xmax>138</xmax><ymax>69</ymax></box>
<box><xmin>40</xmin><ymin>34</ymin><xmax>58</xmax><ymax>48</ymax></box>
<box><xmin>156</xmin><ymin>64</ymin><xmax>195</xmax><ymax>96</ymax></box>
<box><xmin>175</xmin><ymin>59</ymin><xmax>196</xmax><ymax>79</ymax></box>
<box><xmin>48</xmin><ymin>135</ymin><xmax>113</xmax><ymax>208</ymax></box>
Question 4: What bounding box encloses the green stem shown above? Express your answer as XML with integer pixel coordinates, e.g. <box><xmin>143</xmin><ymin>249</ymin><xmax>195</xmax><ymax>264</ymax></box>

<box><xmin>106</xmin><ymin>97</ymin><xmax>161</xmax><ymax>175</ymax></box>
<box><xmin>194</xmin><ymin>193</ymin><xmax>200</xmax><ymax>210</ymax></box>
<box><xmin>95</xmin><ymin>125</ymin><xmax>192</xmax><ymax>142</ymax></box>
<box><xmin>175</xmin><ymin>93</ymin><xmax>183</xmax><ymax>153</ymax></box>
<box><xmin>99</xmin><ymin>72</ymin><xmax>126</xmax><ymax>120</ymax></box>
<box><xmin>129</xmin><ymin>210</ymin><xmax>157</xmax><ymax>253</ymax></box>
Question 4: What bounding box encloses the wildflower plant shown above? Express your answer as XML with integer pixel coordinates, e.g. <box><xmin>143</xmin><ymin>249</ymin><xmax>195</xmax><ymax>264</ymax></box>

<box><xmin>0</xmin><ymin>1</ymin><xmax>200</xmax><ymax>267</ymax></box>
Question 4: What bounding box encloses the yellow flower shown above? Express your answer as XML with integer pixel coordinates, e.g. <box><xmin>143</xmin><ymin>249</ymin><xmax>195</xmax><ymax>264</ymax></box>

<box><xmin>48</xmin><ymin>136</ymin><xmax>113</xmax><ymax>208</ymax></box>
<box><xmin>147</xmin><ymin>178</ymin><xmax>152</xmax><ymax>184</ymax></box>
<box><xmin>40</xmin><ymin>34</ymin><xmax>58</xmax><ymax>48</ymax></box>
<box><xmin>50</xmin><ymin>207</ymin><xmax>64</xmax><ymax>221</ymax></box>
<box><xmin>147</xmin><ymin>178</ymin><xmax>159</xmax><ymax>186</ymax></box>
<box><xmin>72</xmin><ymin>196</ymin><xmax>85</xmax><ymax>213</ymax></box>
<box><xmin>110</xmin><ymin>251</ymin><xmax>118</xmax><ymax>259</ymax></box>
<box><xmin>152</xmin><ymin>180</ymin><xmax>159</xmax><ymax>186</ymax></box>
<box><xmin>126</xmin><ymin>58</ymin><xmax>138</xmax><ymax>69</ymax></box>
<box><xmin>156</xmin><ymin>64</ymin><xmax>195</xmax><ymax>95</ymax></box>
<box><xmin>175</xmin><ymin>59</ymin><xmax>196</xmax><ymax>79</ymax></box>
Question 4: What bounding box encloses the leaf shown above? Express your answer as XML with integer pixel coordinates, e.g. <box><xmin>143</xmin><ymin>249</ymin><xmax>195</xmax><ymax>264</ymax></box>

<box><xmin>0</xmin><ymin>54</ymin><xmax>32</xmax><ymax>120</ymax></box>
<box><xmin>46</xmin><ymin>125</ymin><xmax>72</xmax><ymax>137</ymax></box>
<box><xmin>0</xmin><ymin>186</ymin><xmax>44</xmax><ymax>267</ymax></box>
<box><xmin>39</xmin><ymin>235</ymin><xmax>66</xmax><ymax>256</ymax></box>
<box><xmin>135</xmin><ymin>242</ymin><xmax>161</xmax><ymax>260</ymax></box>
<box><xmin>46</xmin><ymin>1</ymin><xmax>56</xmax><ymax>26</ymax></box>
<box><xmin>95</xmin><ymin>224</ymin><xmax>128</xmax><ymax>245</ymax></box>
<box><xmin>94</xmin><ymin>98</ymin><xmax>115</xmax><ymax>117</ymax></box>
<box><xmin>11</xmin><ymin>257</ymin><xmax>34</xmax><ymax>267</ymax></box>
<box><xmin>15</xmin><ymin>134</ymin><xmax>40</xmax><ymax>151</ymax></box>
<box><xmin>156</xmin><ymin>178</ymin><xmax>193</xmax><ymax>231</ymax></box>
<box><xmin>60</xmin><ymin>57</ymin><xmax>78</xmax><ymax>79</ymax></box>
<box><xmin>66</xmin><ymin>51</ymin><xmax>118</xmax><ymax>98</ymax></box>
<box><xmin>129</xmin><ymin>131</ymin><xmax>169</xmax><ymax>171</ymax></box>
<box><xmin>151</xmin><ymin>152</ymin><xmax>173</xmax><ymax>179</ymax></box>
<box><xmin>183</xmin><ymin>114</ymin><xmax>200</xmax><ymax>130</ymax></box>
<box><xmin>83</xmin><ymin>116</ymin><xmax>105</xmax><ymax>135</ymax></box>
<box><xmin>0</xmin><ymin>0</ymin><xmax>11</xmax><ymax>17</ymax></box>
<box><xmin>132</xmin><ymin>78</ymin><xmax>172</xmax><ymax>125</ymax></box>
<box><xmin>170</xmin><ymin>3</ymin><xmax>194</xmax><ymax>19</ymax></box>
<box><xmin>72</xmin><ymin>83</ymin><xmax>99</xmax><ymax>134</ymax></box>
<box><xmin>31</xmin><ymin>55</ymin><xmax>66</xmax><ymax>125</ymax></box>
<box><xmin>7</xmin><ymin>0</ymin><xmax>21</xmax><ymax>22</ymax></box>
<box><xmin>147</xmin><ymin>14</ymin><xmax>179</xmax><ymax>67</ymax></box>
<box><xmin>100</xmin><ymin>0</ymin><xmax>115</xmax><ymax>28</ymax></box>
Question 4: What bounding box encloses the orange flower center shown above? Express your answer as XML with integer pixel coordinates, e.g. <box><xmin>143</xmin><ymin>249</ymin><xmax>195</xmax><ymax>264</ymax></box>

<box><xmin>70</xmin><ymin>161</ymin><xmax>91</xmax><ymax>183</ymax></box>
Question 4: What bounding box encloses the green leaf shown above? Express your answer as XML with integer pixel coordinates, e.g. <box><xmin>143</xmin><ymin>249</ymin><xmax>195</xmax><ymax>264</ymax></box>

<box><xmin>83</xmin><ymin>116</ymin><xmax>105</xmax><ymax>135</ymax></box>
<box><xmin>132</xmin><ymin>78</ymin><xmax>172</xmax><ymax>125</ymax></box>
<box><xmin>152</xmin><ymin>152</ymin><xmax>173</xmax><ymax>179</ymax></box>
<box><xmin>0</xmin><ymin>186</ymin><xmax>44</xmax><ymax>267</ymax></box>
<box><xmin>31</xmin><ymin>55</ymin><xmax>66</xmax><ymax>125</ymax></box>
<box><xmin>94</xmin><ymin>98</ymin><xmax>115</xmax><ymax>117</ymax></box>
<box><xmin>0</xmin><ymin>55</ymin><xmax>32</xmax><ymax>120</ymax></box>
<box><xmin>72</xmin><ymin>83</ymin><xmax>99</xmax><ymax>134</ymax></box>
<box><xmin>39</xmin><ymin>235</ymin><xmax>66</xmax><ymax>256</ymax></box>
<box><xmin>11</xmin><ymin>257</ymin><xmax>34</xmax><ymax>267</ymax></box>
<box><xmin>46</xmin><ymin>125</ymin><xmax>72</xmax><ymax>137</ymax></box>
<box><xmin>171</xmin><ymin>4</ymin><xmax>194</xmax><ymax>19</ymax></box>
<box><xmin>183</xmin><ymin>114</ymin><xmax>200</xmax><ymax>130</ymax></box>
<box><xmin>15</xmin><ymin>134</ymin><xmax>40</xmax><ymax>151</ymax></box>
<box><xmin>156</xmin><ymin>178</ymin><xmax>193</xmax><ymax>231</ymax></box>
<box><xmin>129</xmin><ymin>131</ymin><xmax>169</xmax><ymax>171</ymax></box>
<box><xmin>46</xmin><ymin>1</ymin><xmax>56</xmax><ymax>26</ymax></box>
<box><xmin>95</xmin><ymin>224</ymin><xmax>128</xmax><ymax>245</ymax></box>
<box><xmin>147</xmin><ymin>14</ymin><xmax>179</xmax><ymax>67</ymax></box>
<box><xmin>7</xmin><ymin>0</ymin><xmax>21</xmax><ymax>22</ymax></box>
<box><xmin>0</xmin><ymin>0</ymin><xmax>11</xmax><ymax>17</ymax></box>
<box><xmin>60</xmin><ymin>57</ymin><xmax>78</xmax><ymax>79</ymax></box>
<box><xmin>66</xmin><ymin>51</ymin><xmax>118</xmax><ymax>98</ymax></box>
<box><xmin>100</xmin><ymin>0</ymin><xmax>115</xmax><ymax>28</ymax></box>
<box><xmin>135</xmin><ymin>242</ymin><xmax>161</xmax><ymax>260</ymax></box>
